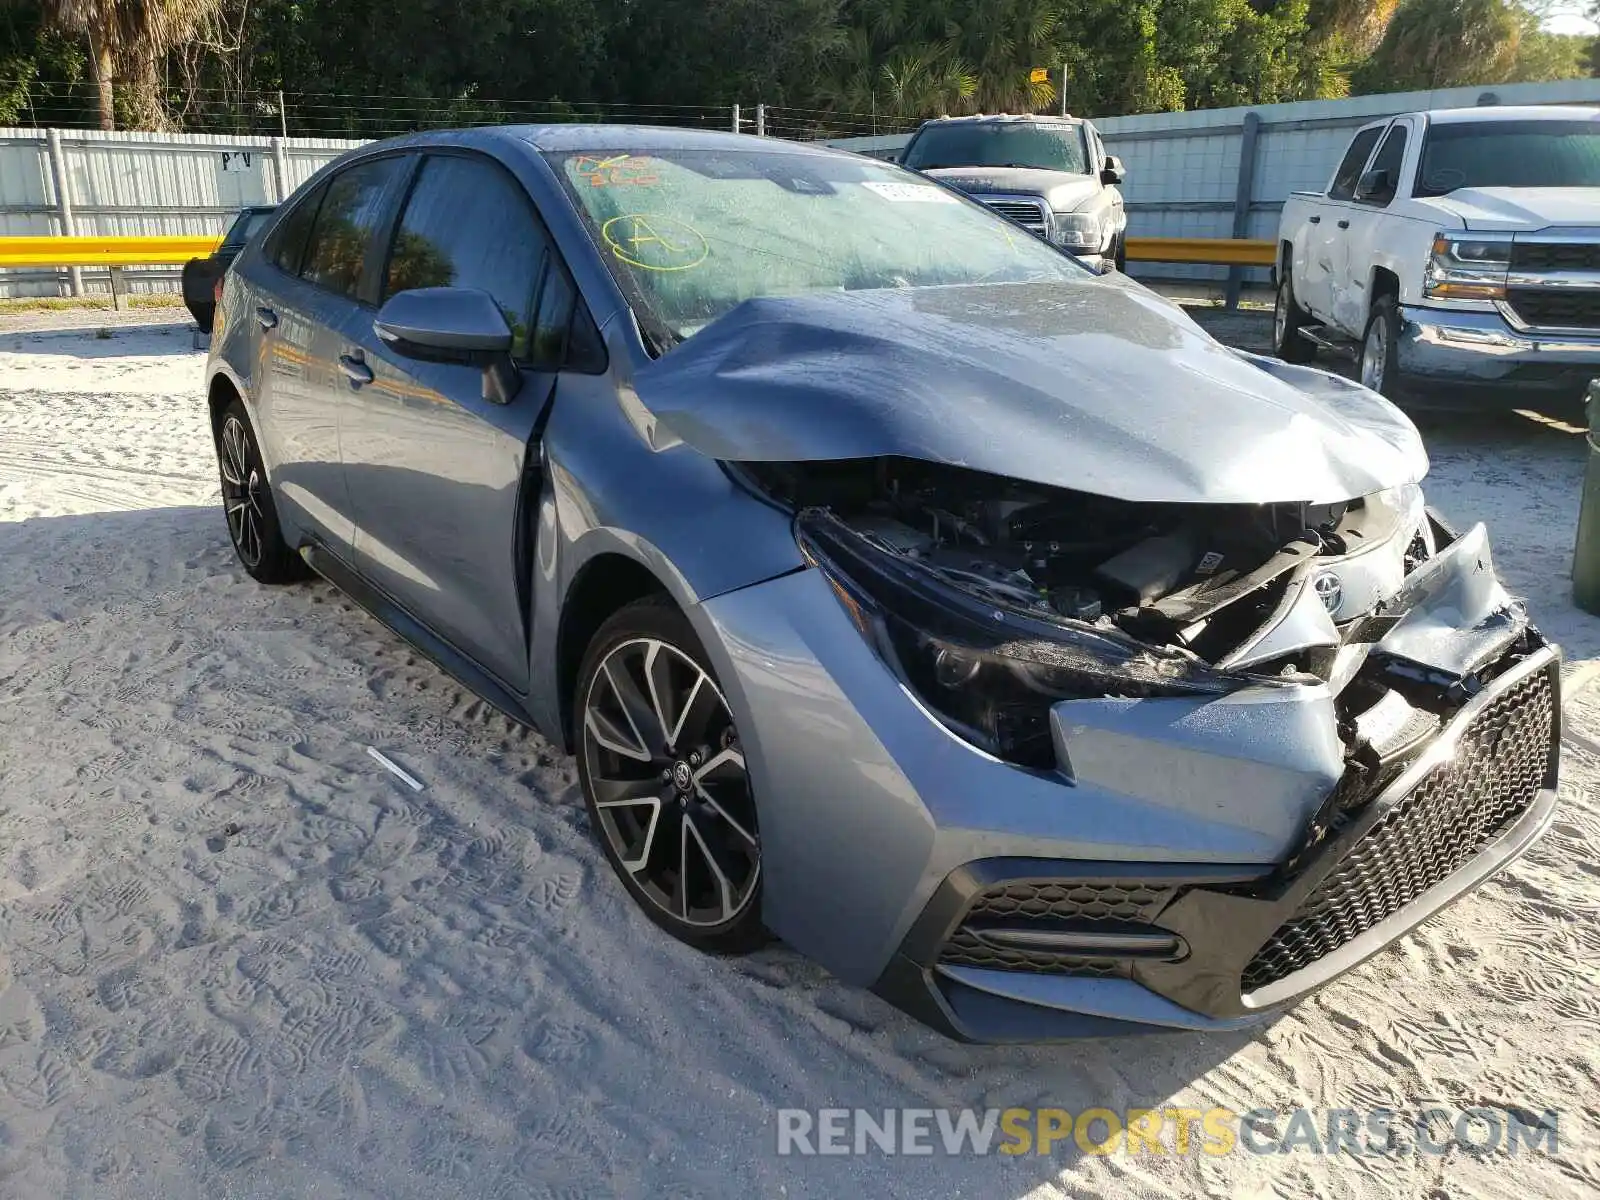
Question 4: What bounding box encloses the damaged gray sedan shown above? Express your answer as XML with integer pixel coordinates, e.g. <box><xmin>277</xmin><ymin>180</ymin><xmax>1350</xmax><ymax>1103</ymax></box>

<box><xmin>207</xmin><ymin>125</ymin><xmax>1559</xmax><ymax>1042</ymax></box>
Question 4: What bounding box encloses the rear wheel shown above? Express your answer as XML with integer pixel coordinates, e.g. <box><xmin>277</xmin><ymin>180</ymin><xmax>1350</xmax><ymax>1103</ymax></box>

<box><xmin>1113</xmin><ymin>233</ymin><xmax>1127</xmax><ymax>274</ymax></box>
<box><xmin>215</xmin><ymin>399</ymin><xmax>307</xmax><ymax>584</ymax></box>
<box><xmin>575</xmin><ymin>598</ymin><xmax>765</xmax><ymax>953</ymax></box>
<box><xmin>1273</xmin><ymin>269</ymin><xmax>1316</xmax><ymax>363</ymax></box>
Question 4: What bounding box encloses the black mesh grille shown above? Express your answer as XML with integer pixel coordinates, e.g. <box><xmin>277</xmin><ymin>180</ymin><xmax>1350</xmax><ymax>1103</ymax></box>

<box><xmin>1510</xmin><ymin>242</ymin><xmax>1600</xmax><ymax>271</ymax></box>
<box><xmin>964</xmin><ymin>881</ymin><xmax>1176</xmax><ymax>924</ymax></box>
<box><xmin>1242</xmin><ymin>667</ymin><xmax>1554</xmax><ymax>994</ymax></box>
<box><xmin>939</xmin><ymin>929</ymin><xmax>1129</xmax><ymax>977</ymax></box>
<box><xmin>1507</xmin><ymin>288</ymin><xmax>1600</xmax><ymax>330</ymax></box>
<box><xmin>939</xmin><ymin>881</ymin><xmax>1176</xmax><ymax>976</ymax></box>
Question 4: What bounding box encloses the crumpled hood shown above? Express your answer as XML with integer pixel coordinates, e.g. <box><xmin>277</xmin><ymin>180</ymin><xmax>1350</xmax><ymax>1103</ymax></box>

<box><xmin>923</xmin><ymin>166</ymin><xmax>1101</xmax><ymax>213</ymax></box>
<box><xmin>1420</xmin><ymin>187</ymin><xmax>1600</xmax><ymax>231</ymax></box>
<box><xmin>632</xmin><ymin>277</ymin><xmax>1427</xmax><ymax>506</ymax></box>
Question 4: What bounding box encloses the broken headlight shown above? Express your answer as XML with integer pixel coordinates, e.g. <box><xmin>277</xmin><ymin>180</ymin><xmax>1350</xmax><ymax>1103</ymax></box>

<box><xmin>797</xmin><ymin>509</ymin><xmax>1247</xmax><ymax>770</ymax></box>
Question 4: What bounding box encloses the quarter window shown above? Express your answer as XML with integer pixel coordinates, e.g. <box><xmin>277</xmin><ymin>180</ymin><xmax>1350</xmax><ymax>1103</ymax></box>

<box><xmin>383</xmin><ymin>155</ymin><xmax>550</xmax><ymax>360</ymax></box>
<box><xmin>267</xmin><ymin>181</ymin><xmax>327</xmax><ymax>276</ymax></box>
<box><xmin>1329</xmin><ymin>127</ymin><xmax>1383</xmax><ymax>201</ymax></box>
<box><xmin>299</xmin><ymin>156</ymin><xmax>405</xmax><ymax>299</ymax></box>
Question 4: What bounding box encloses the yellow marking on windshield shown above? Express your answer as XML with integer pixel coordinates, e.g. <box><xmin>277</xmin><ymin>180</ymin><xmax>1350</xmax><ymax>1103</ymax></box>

<box><xmin>602</xmin><ymin>214</ymin><xmax>709</xmax><ymax>271</ymax></box>
<box><xmin>573</xmin><ymin>154</ymin><xmax>661</xmax><ymax>188</ymax></box>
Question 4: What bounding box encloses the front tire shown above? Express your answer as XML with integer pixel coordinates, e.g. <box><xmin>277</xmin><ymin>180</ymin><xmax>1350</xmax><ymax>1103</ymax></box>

<box><xmin>1273</xmin><ymin>269</ymin><xmax>1315</xmax><ymax>363</ymax></box>
<box><xmin>575</xmin><ymin>598</ymin><xmax>765</xmax><ymax>954</ymax></box>
<box><xmin>1360</xmin><ymin>295</ymin><xmax>1404</xmax><ymax>398</ymax></box>
<box><xmin>214</xmin><ymin>399</ymin><xmax>307</xmax><ymax>584</ymax></box>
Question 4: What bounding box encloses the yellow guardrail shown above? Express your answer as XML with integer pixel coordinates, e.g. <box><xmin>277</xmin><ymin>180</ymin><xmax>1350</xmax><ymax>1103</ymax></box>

<box><xmin>0</xmin><ymin>233</ymin><xmax>1279</xmax><ymax>270</ymax></box>
<box><xmin>1126</xmin><ymin>237</ymin><xmax>1276</xmax><ymax>267</ymax></box>
<box><xmin>0</xmin><ymin>235</ymin><xmax>221</xmax><ymax>267</ymax></box>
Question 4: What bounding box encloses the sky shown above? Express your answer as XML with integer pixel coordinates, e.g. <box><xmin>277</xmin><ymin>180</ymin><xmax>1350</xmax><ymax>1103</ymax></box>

<box><xmin>1544</xmin><ymin>2</ymin><xmax>1598</xmax><ymax>36</ymax></box>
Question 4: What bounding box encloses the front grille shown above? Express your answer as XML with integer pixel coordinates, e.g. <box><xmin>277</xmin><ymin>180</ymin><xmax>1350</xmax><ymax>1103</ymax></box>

<box><xmin>1506</xmin><ymin>288</ymin><xmax>1600</xmax><ymax>330</ymax></box>
<box><xmin>939</xmin><ymin>881</ymin><xmax>1177</xmax><ymax>976</ymax></box>
<box><xmin>939</xmin><ymin>929</ymin><xmax>1129</xmax><ymax>977</ymax></box>
<box><xmin>978</xmin><ymin>198</ymin><xmax>1049</xmax><ymax>236</ymax></box>
<box><xmin>1242</xmin><ymin>666</ymin><xmax>1554</xmax><ymax>994</ymax></box>
<box><xmin>1510</xmin><ymin>242</ymin><xmax>1600</xmax><ymax>271</ymax></box>
<box><xmin>965</xmin><ymin>881</ymin><xmax>1176</xmax><ymax>924</ymax></box>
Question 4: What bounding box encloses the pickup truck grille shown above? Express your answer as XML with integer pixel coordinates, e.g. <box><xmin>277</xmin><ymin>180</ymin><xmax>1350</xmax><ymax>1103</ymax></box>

<box><xmin>977</xmin><ymin>197</ymin><xmax>1050</xmax><ymax>238</ymax></box>
<box><xmin>1510</xmin><ymin>242</ymin><xmax>1600</xmax><ymax>272</ymax></box>
<box><xmin>1506</xmin><ymin>288</ymin><xmax>1600</xmax><ymax>331</ymax></box>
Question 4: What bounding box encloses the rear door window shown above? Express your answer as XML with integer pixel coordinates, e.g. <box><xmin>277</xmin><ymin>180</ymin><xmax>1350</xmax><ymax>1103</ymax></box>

<box><xmin>381</xmin><ymin>153</ymin><xmax>551</xmax><ymax>360</ymax></box>
<box><xmin>1328</xmin><ymin>127</ymin><xmax>1384</xmax><ymax>201</ymax></box>
<box><xmin>299</xmin><ymin>156</ymin><xmax>407</xmax><ymax>300</ymax></box>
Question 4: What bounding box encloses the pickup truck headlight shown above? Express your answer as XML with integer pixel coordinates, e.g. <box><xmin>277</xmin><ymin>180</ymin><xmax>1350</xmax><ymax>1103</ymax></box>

<box><xmin>1049</xmin><ymin>211</ymin><xmax>1106</xmax><ymax>251</ymax></box>
<box><xmin>796</xmin><ymin>509</ymin><xmax>1245</xmax><ymax>769</ymax></box>
<box><xmin>1423</xmin><ymin>233</ymin><xmax>1511</xmax><ymax>303</ymax></box>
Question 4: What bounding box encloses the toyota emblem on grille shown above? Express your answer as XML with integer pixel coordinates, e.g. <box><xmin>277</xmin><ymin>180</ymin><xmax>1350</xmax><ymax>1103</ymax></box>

<box><xmin>1313</xmin><ymin>570</ymin><xmax>1343</xmax><ymax>614</ymax></box>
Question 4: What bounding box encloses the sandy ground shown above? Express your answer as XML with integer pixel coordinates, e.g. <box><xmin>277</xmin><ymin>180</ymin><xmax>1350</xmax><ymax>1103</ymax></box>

<box><xmin>0</xmin><ymin>312</ymin><xmax>1597</xmax><ymax>1198</ymax></box>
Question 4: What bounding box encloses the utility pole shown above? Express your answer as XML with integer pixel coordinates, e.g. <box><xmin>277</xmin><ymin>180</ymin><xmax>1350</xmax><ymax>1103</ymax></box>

<box><xmin>1060</xmin><ymin>65</ymin><xmax>1068</xmax><ymax>117</ymax></box>
<box><xmin>731</xmin><ymin>104</ymin><xmax>741</xmax><ymax>134</ymax></box>
<box><xmin>277</xmin><ymin>89</ymin><xmax>287</xmax><ymax>139</ymax></box>
<box><xmin>756</xmin><ymin>103</ymin><xmax>766</xmax><ymax>137</ymax></box>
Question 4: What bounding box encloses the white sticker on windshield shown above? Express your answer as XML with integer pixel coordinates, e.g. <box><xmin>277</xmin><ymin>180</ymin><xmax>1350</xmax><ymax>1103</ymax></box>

<box><xmin>860</xmin><ymin>181</ymin><xmax>957</xmax><ymax>203</ymax></box>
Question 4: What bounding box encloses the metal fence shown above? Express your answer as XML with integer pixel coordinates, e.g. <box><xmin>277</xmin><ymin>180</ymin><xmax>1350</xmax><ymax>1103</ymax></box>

<box><xmin>11</xmin><ymin>75</ymin><xmax>1600</xmax><ymax>300</ymax></box>
<box><xmin>0</xmin><ymin>127</ymin><xmax>364</xmax><ymax>297</ymax></box>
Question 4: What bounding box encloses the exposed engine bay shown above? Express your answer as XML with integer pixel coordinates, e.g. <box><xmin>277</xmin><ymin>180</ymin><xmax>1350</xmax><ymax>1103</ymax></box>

<box><xmin>743</xmin><ymin>456</ymin><xmax>1428</xmax><ymax>669</ymax></box>
<box><xmin>738</xmin><ymin>456</ymin><xmax>1537</xmax><ymax>785</ymax></box>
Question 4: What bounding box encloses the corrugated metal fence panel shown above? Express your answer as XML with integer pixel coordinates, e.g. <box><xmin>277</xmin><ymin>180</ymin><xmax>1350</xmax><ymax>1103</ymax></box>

<box><xmin>0</xmin><ymin>128</ymin><xmax>363</xmax><ymax>296</ymax></box>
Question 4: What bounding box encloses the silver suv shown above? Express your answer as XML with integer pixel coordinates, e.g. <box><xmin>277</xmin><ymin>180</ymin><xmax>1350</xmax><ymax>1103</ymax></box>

<box><xmin>900</xmin><ymin>113</ymin><xmax>1128</xmax><ymax>271</ymax></box>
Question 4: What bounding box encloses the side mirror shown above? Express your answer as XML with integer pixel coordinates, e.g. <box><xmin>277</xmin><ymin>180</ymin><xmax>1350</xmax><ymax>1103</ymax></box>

<box><xmin>1101</xmin><ymin>155</ymin><xmax>1125</xmax><ymax>186</ymax></box>
<box><xmin>1355</xmin><ymin>167</ymin><xmax>1392</xmax><ymax>202</ymax></box>
<box><xmin>374</xmin><ymin>286</ymin><xmax>520</xmax><ymax>403</ymax></box>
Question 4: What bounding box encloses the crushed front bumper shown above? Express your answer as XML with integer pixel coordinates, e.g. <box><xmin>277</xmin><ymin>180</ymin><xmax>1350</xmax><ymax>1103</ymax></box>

<box><xmin>1398</xmin><ymin>303</ymin><xmax>1600</xmax><ymax>397</ymax></box>
<box><xmin>692</xmin><ymin>521</ymin><xmax>1560</xmax><ymax>1042</ymax></box>
<box><xmin>875</xmin><ymin>645</ymin><xmax>1559</xmax><ymax>1041</ymax></box>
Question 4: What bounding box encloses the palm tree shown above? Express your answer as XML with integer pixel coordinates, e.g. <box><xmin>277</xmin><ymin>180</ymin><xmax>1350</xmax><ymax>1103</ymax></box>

<box><xmin>20</xmin><ymin>0</ymin><xmax>220</xmax><ymax>130</ymax></box>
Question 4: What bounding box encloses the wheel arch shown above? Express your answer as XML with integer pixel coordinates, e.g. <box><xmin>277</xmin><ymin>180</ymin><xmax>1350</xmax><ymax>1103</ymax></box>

<box><xmin>555</xmin><ymin>552</ymin><xmax>673</xmax><ymax>749</ymax></box>
<box><xmin>207</xmin><ymin>369</ymin><xmax>242</xmax><ymax>433</ymax></box>
<box><xmin>1369</xmin><ymin>265</ymin><xmax>1401</xmax><ymax>314</ymax></box>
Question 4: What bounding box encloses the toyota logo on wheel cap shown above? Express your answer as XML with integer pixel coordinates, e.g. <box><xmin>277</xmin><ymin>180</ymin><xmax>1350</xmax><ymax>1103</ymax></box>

<box><xmin>1313</xmin><ymin>570</ymin><xmax>1343</xmax><ymax>615</ymax></box>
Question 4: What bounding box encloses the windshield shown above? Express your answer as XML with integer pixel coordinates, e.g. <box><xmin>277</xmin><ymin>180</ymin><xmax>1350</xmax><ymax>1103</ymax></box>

<box><xmin>901</xmin><ymin>123</ymin><xmax>1089</xmax><ymax>173</ymax></box>
<box><xmin>1416</xmin><ymin>120</ymin><xmax>1600</xmax><ymax>196</ymax></box>
<box><xmin>551</xmin><ymin>148</ymin><xmax>1089</xmax><ymax>347</ymax></box>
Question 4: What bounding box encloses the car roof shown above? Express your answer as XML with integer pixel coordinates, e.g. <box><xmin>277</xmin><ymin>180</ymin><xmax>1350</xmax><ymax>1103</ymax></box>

<box><xmin>1424</xmin><ymin>105</ymin><xmax>1600</xmax><ymax>125</ymax></box>
<box><xmin>917</xmin><ymin>114</ymin><xmax>1082</xmax><ymax>127</ymax></box>
<box><xmin>437</xmin><ymin>123</ymin><xmax>854</xmax><ymax>157</ymax></box>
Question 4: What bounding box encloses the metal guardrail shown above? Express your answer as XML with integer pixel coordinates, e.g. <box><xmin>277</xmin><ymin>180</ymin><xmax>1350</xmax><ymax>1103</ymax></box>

<box><xmin>0</xmin><ymin>233</ymin><xmax>1278</xmax><ymax>272</ymax></box>
<box><xmin>0</xmin><ymin>234</ymin><xmax>220</xmax><ymax>267</ymax></box>
<box><xmin>1125</xmin><ymin>237</ymin><xmax>1276</xmax><ymax>267</ymax></box>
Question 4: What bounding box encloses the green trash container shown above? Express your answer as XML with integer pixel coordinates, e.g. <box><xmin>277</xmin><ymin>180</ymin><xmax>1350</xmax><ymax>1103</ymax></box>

<box><xmin>1573</xmin><ymin>377</ymin><xmax>1600</xmax><ymax>615</ymax></box>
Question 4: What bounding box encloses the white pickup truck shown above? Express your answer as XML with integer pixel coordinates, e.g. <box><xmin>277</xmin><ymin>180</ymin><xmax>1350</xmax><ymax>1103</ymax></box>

<box><xmin>1275</xmin><ymin>105</ymin><xmax>1600</xmax><ymax>402</ymax></box>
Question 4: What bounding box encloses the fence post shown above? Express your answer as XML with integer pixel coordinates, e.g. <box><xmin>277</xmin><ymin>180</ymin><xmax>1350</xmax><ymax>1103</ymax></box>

<box><xmin>731</xmin><ymin>104</ymin><xmax>741</xmax><ymax>134</ymax></box>
<box><xmin>1225</xmin><ymin>111</ymin><xmax>1261</xmax><ymax>311</ymax></box>
<box><xmin>756</xmin><ymin>103</ymin><xmax>766</xmax><ymax>137</ymax></box>
<box><xmin>44</xmin><ymin>128</ymin><xmax>83</xmax><ymax>298</ymax></box>
<box><xmin>270</xmin><ymin>136</ymin><xmax>289</xmax><ymax>203</ymax></box>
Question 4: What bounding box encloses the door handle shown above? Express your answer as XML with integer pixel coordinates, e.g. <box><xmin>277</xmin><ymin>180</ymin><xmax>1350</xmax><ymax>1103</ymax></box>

<box><xmin>1309</xmin><ymin>215</ymin><xmax>1321</xmax><ymax>224</ymax></box>
<box><xmin>254</xmin><ymin>306</ymin><xmax>278</xmax><ymax>330</ymax></box>
<box><xmin>339</xmin><ymin>354</ymin><xmax>374</xmax><ymax>385</ymax></box>
<box><xmin>1337</xmin><ymin>219</ymin><xmax>1350</xmax><ymax>229</ymax></box>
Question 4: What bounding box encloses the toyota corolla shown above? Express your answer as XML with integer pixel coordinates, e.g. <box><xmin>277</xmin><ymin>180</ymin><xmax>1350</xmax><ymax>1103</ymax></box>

<box><xmin>205</xmin><ymin>125</ymin><xmax>1560</xmax><ymax>1042</ymax></box>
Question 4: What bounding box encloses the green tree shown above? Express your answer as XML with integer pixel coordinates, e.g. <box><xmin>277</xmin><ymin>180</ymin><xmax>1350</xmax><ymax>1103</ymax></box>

<box><xmin>10</xmin><ymin>0</ymin><xmax>221</xmax><ymax>129</ymax></box>
<box><xmin>1354</xmin><ymin>0</ymin><xmax>1524</xmax><ymax>92</ymax></box>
